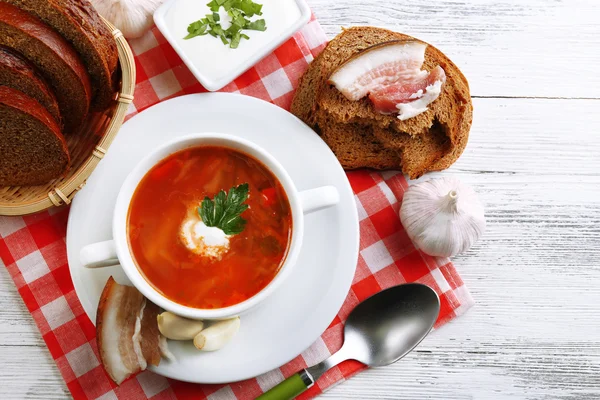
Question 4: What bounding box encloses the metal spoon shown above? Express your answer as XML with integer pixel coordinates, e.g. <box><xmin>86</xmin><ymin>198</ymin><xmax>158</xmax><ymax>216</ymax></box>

<box><xmin>257</xmin><ymin>283</ymin><xmax>440</xmax><ymax>400</ymax></box>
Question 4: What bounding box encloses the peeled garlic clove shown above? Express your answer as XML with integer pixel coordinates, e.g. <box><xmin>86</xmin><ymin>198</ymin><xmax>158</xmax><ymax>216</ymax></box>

<box><xmin>400</xmin><ymin>177</ymin><xmax>485</xmax><ymax>257</ymax></box>
<box><xmin>157</xmin><ymin>312</ymin><xmax>204</xmax><ymax>341</ymax></box>
<box><xmin>193</xmin><ymin>317</ymin><xmax>240</xmax><ymax>351</ymax></box>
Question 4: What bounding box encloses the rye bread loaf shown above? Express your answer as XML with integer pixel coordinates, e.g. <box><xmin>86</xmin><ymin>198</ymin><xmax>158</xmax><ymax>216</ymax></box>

<box><xmin>0</xmin><ymin>46</ymin><xmax>62</xmax><ymax>127</ymax></box>
<box><xmin>0</xmin><ymin>2</ymin><xmax>92</xmax><ymax>133</ymax></box>
<box><xmin>0</xmin><ymin>86</ymin><xmax>69</xmax><ymax>186</ymax></box>
<box><xmin>3</xmin><ymin>0</ymin><xmax>119</xmax><ymax>109</ymax></box>
<box><xmin>291</xmin><ymin>26</ymin><xmax>473</xmax><ymax>178</ymax></box>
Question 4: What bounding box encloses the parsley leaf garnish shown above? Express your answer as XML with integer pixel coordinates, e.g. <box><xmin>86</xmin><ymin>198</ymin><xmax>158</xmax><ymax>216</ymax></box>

<box><xmin>198</xmin><ymin>183</ymin><xmax>250</xmax><ymax>235</ymax></box>
<box><xmin>184</xmin><ymin>0</ymin><xmax>267</xmax><ymax>48</ymax></box>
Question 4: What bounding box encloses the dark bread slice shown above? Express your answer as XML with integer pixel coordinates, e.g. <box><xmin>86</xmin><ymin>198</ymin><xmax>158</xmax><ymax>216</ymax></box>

<box><xmin>372</xmin><ymin>122</ymin><xmax>450</xmax><ymax>178</ymax></box>
<box><xmin>318</xmin><ymin>27</ymin><xmax>472</xmax><ymax>143</ymax></box>
<box><xmin>292</xmin><ymin>28</ymin><xmax>408</xmax><ymax>133</ymax></box>
<box><xmin>293</xmin><ymin>51</ymin><xmax>402</xmax><ymax>170</ymax></box>
<box><xmin>319</xmin><ymin>29</ymin><xmax>469</xmax><ymax>177</ymax></box>
<box><xmin>4</xmin><ymin>0</ymin><xmax>119</xmax><ymax>109</ymax></box>
<box><xmin>291</xmin><ymin>26</ymin><xmax>472</xmax><ymax>178</ymax></box>
<box><xmin>0</xmin><ymin>86</ymin><xmax>69</xmax><ymax>186</ymax></box>
<box><xmin>0</xmin><ymin>46</ymin><xmax>62</xmax><ymax>127</ymax></box>
<box><xmin>0</xmin><ymin>2</ymin><xmax>92</xmax><ymax>133</ymax></box>
<box><xmin>315</xmin><ymin>113</ymin><xmax>401</xmax><ymax>170</ymax></box>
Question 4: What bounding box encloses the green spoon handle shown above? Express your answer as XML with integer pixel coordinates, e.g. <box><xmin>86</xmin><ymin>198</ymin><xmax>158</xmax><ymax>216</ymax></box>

<box><xmin>256</xmin><ymin>369</ymin><xmax>314</xmax><ymax>400</ymax></box>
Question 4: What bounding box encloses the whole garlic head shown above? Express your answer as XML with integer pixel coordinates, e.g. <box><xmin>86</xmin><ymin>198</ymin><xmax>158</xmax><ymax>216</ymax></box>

<box><xmin>91</xmin><ymin>0</ymin><xmax>164</xmax><ymax>39</ymax></box>
<box><xmin>400</xmin><ymin>177</ymin><xmax>485</xmax><ymax>257</ymax></box>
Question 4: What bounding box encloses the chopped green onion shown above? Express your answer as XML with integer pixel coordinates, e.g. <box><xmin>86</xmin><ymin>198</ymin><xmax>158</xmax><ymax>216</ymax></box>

<box><xmin>184</xmin><ymin>20</ymin><xmax>209</xmax><ymax>40</ymax></box>
<box><xmin>230</xmin><ymin>31</ymin><xmax>241</xmax><ymax>49</ymax></box>
<box><xmin>184</xmin><ymin>0</ymin><xmax>266</xmax><ymax>48</ymax></box>
<box><xmin>239</xmin><ymin>0</ymin><xmax>262</xmax><ymax>17</ymax></box>
<box><xmin>245</xmin><ymin>18</ymin><xmax>266</xmax><ymax>31</ymax></box>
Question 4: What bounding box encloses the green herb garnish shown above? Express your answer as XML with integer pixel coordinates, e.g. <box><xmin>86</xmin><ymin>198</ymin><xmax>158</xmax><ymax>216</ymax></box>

<box><xmin>198</xmin><ymin>183</ymin><xmax>250</xmax><ymax>235</ymax></box>
<box><xmin>184</xmin><ymin>0</ymin><xmax>267</xmax><ymax>49</ymax></box>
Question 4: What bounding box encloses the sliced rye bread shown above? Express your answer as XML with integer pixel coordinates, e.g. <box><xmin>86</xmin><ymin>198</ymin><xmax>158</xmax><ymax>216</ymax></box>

<box><xmin>4</xmin><ymin>0</ymin><xmax>119</xmax><ymax>109</ymax></box>
<box><xmin>293</xmin><ymin>50</ymin><xmax>401</xmax><ymax>169</ymax></box>
<box><xmin>318</xmin><ymin>27</ymin><xmax>472</xmax><ymax>141</ymax></box>
<box><xmin>0</xmin><ymin>86</ymin><xmax>69</xmax><ymax>186</ymax></box>
<box><xmin>315</xmin><ymin>113</ymin><xmax>401</xmax><ymax>170</ymax></box>
<box><xmin>0</xmin><ymin>46</ymin><xmax>62</xmax><ymax>128</ymax></box>
<box><xmin>293</xmin><ymin>45</ymin><xmax>402</xmax><ymax>170</ymax></box>
<box><xmin>0</xmin><ymin>2</ymin><xmax>92</xmax><ymax>133</ymax></box>
<box><xmin>291</xmin><ymin>26</ymin><xmax>472</xmax><ymax>178</ymax></box>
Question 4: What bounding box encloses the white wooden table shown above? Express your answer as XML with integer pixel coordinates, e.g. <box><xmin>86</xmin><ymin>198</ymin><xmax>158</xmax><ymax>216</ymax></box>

<box><xmin>1</xmin><ymin>0</ymin><xmax>599</xmax><ymax>398</ymax></box>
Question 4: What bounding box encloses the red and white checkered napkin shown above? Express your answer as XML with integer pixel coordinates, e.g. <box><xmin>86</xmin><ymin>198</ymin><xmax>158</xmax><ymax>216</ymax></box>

<box><xmin>0</xmin><ymin>15</ymin><xmax>473</xmax><ymax>400</ymax></box>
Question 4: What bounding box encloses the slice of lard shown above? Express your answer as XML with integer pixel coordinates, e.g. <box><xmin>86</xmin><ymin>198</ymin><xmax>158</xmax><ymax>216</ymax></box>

<box><xmin>96</xmin><ymin>277</ymin><xmax>163</xmax><ymax>385</ymax></box>
<box><xmin>369</xmin><ymin>66</ymin><xmax>447</xmax><ymax>120</ymax></box>
<box><xmin>328</xmin><ymin>40</ymin><xmax>446</xmax><ymax>120</ymax></box>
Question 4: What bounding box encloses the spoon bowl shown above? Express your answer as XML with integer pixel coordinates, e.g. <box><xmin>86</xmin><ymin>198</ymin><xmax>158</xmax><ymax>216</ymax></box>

<box><xmin>344</xmin><ymin>283</ymin><xmax>441</xmax><ymax>366</ymax></box>
<box><xmin>257</xmin><ymin>283</ymin><xmax>440</xmax><ymax>399</ymax></box>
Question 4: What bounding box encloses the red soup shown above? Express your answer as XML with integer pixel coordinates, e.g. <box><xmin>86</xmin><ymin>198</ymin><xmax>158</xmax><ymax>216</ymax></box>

<box><xmin>127</xmin><ymin>146</ymin><xmax>292</xmax><ymax>309</ymax></box>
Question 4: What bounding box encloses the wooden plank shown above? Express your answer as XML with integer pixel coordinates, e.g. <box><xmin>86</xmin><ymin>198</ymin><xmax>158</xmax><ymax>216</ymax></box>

<box><xmin>1</xmin><ymin>97</ymin><xmax>599</xmax><ymax>398</ymax></box>
<box><xmin>310</xmin><ymin>0</ymin><xmax>600</xmax><ymax>99</ymax></box>
<box><xmin>0</xmin><ymin>266</ymin><xmax>70</xmax><ymax>398</ymax></box>
<box><xmin>0</xmin><ymin>345</ymin><xmax>69</xmax><ymax>399</ymax></box>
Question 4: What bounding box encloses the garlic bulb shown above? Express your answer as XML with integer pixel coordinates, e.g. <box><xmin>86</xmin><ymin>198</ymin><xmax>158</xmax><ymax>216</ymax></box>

<box><xmin>400</xmin><ymin>177</ymin><xmax>485</xmax><ymax>257</ymax></box>
<box><xmin>91</xmin><ymin>0</ymin><xmax>164</xmax><ymax>39</ymax></box>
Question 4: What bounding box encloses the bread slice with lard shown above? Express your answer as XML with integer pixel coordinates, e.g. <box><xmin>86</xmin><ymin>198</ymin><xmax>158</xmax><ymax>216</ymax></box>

<box><xmin>291</xmin><ymin>26</ymin><xmax>473</xmax><ymax>178</ymax></box>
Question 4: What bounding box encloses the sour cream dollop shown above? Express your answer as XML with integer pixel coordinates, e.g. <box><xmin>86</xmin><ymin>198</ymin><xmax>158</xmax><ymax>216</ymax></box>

<box><xmin>180</xmin><ymin>216</ymin><xmax>230</xmax><ymax>259</ymax></box>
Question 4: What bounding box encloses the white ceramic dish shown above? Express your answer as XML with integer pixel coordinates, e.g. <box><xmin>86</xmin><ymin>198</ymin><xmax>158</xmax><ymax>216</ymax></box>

<box><xmin>79</xmin><ymin>132</ymin><xmax>339</xmax><ymax>320</ymax></box>
<box><xmin>154</xmin><ymin>0</ymin><xmax>311</xmax><ymax>91</ymax></box>
<box><xmin>66</xmin><ymin>93</ymin><xmax>359</xmax><ymax>383</ymax></box>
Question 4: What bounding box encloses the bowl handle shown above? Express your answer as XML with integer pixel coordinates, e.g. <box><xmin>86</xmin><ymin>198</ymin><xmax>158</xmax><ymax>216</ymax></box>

<box><xmin>298</xmin><ymin>186</ymin><xmax>339</xmax><ymax>215</ymax></box>
<box><xmin>80</xmin><ymin>240</ymin><xmax>119</xmax><ymax>268</ymax></box>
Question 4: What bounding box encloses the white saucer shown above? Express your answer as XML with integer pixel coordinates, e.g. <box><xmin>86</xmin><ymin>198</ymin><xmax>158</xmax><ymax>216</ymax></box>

<box><xmin>66</xmin><ymin>93</ymin><xmax>359</xmax><ymax>384</ymax></box>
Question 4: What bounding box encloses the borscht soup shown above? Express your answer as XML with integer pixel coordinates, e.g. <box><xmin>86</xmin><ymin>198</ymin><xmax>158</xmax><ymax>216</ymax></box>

<box><xmin>127</xmin><ymin>146</ymin><xmax>292</xmax><ymax>309</ymax></box>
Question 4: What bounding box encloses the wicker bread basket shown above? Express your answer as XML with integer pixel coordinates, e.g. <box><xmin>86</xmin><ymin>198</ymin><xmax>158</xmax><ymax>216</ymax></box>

<box><xmin>0</xmin><ymin>19</ymin><xmax>135</xmax><ymax>216</ymax></box>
